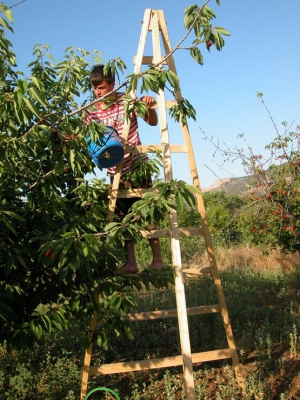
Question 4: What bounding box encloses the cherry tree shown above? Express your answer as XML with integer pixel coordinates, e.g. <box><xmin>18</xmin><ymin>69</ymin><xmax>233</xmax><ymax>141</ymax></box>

<box><xmin>0</xmin><ymin>1</ymin><xmax>229</xmax><ymax>350</ymax></box>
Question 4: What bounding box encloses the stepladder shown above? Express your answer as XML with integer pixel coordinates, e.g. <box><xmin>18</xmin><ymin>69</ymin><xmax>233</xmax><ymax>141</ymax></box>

<box><xmin>81</xmin><ymin>9</ymin><xmax>244</xmax><ymax>399</ymax></box>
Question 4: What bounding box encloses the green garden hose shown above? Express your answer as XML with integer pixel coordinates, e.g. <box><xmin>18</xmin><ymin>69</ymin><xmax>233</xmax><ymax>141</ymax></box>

<box><xmin>84</xmin><ymin>386</ymin><xmax>120</xmax><ymax>399</ymax></box>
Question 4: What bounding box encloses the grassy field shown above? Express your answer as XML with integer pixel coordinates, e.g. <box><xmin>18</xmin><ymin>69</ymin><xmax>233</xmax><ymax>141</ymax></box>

<box><xmin>0</xmin><ymin>246</ymin><xmax>299</xmax><ymax>399</ymax></box>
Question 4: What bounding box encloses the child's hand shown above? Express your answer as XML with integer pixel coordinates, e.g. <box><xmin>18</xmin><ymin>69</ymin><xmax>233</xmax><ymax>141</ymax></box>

<box><xmin>140</xmin><ymin>95</ymin><xmax>156</xmax><ymax>108</ymax></box>
<box><xmin>140</xmin><ymin>96</ymin><xmax>158</xmax><ymax>126</ymax></box>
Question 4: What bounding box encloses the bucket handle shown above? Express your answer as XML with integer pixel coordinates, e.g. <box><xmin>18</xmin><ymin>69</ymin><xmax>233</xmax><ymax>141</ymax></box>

<box><xmin>86</xmin><ymin>126</ymin><xmax>119</xmax><ymax>147</ymax></box>
<box><xmin>102</xmin><ymin>126</ymin><xmax>119</xmax><ymax>145</ymax></box>
<box><xmin>84</xmin><ymin>386</ymin><xmax>120</xmax><ymax>399</ymax></box>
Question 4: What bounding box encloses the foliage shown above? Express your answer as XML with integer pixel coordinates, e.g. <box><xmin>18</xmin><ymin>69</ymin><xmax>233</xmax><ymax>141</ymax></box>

<box><xmin>0</xmin><ymin>0</ymin><xmax>229</xmax><ymax>351</ymax></box>
<box><xmin>242</xmin><ymin>121</ymin><xmax>300</xmax><ymax>252</ymax></box>
<box><xmin>176</xmin><ymin>191</ymin><xmax>245</xmax><ymax>248</ymax></box>
<box><xmin>0</xmin><ymin>260</ymin><xmax>299</xmax><ymax>398</ymax></box>
<box><xmin>203</xmin><ymin>94</ymin><xmax>300</xmax><ymax>254</ymax></box>
<box><xmin>203</xmin><ymin>191</ymin><xmax>245</xmax><ymax>246</ymax></box>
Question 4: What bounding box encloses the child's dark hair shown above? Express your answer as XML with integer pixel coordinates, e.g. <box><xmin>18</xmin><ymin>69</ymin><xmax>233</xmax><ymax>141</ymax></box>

<box><xmin>90</xmin><ymin>64</ymin><xmax>115</xmax><ymax>87</ymax></box>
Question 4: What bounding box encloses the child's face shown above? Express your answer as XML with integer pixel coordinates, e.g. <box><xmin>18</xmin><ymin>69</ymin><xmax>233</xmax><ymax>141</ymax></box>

<box><xmin>92</xmin><ymin>80</ymin><xmax>115</xmax><ymax>98</ymax></box>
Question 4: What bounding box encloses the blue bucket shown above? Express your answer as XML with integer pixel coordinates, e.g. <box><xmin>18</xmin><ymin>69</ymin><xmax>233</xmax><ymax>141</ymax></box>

<box><xmin>87</xmin><ymin>126</ymin><xmax>124</xmax><ymax>168</ymax></box>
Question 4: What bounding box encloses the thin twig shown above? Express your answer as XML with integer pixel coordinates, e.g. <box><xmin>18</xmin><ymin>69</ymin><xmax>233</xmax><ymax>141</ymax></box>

<box><xmin>9</xmin><ymin>0</ymin><xmax>26</xmax><ymax>9</ymax></box>
<box><xmin>22</xmin><ymin>169</ymin><xmax>53</xmax><ymax>193</ymax></box>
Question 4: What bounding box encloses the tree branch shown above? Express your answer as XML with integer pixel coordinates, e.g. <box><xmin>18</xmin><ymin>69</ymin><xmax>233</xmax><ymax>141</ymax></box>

<box><xmin>9</xmin><ymin>0</ymin><xmax>26</xmax><ymax>9</ymax></box>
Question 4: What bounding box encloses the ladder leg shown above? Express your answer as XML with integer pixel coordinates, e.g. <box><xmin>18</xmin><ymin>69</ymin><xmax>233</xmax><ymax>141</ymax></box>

<box><xmin>151</xmin><ymin>12</ymin><xmax>196</xmax><ymax>398</ymax></box>
<box><xmin>80</xmin><ymin>310</ymin><xmax>98</xmax><ymax>399</ymax></box>
<box><xmin>158</xmin><ymin>10</ymin><xmax>244</xmax><ymax>391</ymax></box>
<box><xmin>212</xmin><ymin>267</ymin><xmax>245</xmax><ymax>391</ymax></box>
<box><xmin>171</xmin><ymin>211</ymin><xmax>196</xmax><ymax>399</ymax></box>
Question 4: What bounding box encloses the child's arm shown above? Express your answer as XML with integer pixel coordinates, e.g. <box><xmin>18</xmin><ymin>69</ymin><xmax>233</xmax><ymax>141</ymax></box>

<box><xmin>140</xmin><ymin>95</ymin><xmax>158</xmax><ymax>126</ymax></box>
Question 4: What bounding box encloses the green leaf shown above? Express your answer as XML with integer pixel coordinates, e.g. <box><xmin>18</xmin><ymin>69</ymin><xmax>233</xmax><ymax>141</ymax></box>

<box><xmin>0</xmin><ymin>210</ymin><xmax>25</xmax><ymax>222</ymax></box>
<box><xmin>41</xmin><ymin>315</ymin><xmax>52</xmax><ymax>333</ymax></box>
<box><xmin>184</xmin><ymin>183</ymin><xmax>202</xmax><ymax>195</ymax></box>
<box><xmin>30</xmin><ymin>319</ymin><xmax>43</xmax><ymax>341</ymax></box>
<box><xmin>109</xmin><ymin>293</ymin><xmax>122</xmax><ymax>310</ymax></box>
<box><xmin>0</xmin><ymin>3</ymin><xmax>13</xmax><ymax>22</ymax></box>
<box><xmin>13</xmin><ymin>90</ymin><xmax>23</xmax><ymax>109</ymax></box>
<box><xmin>0</xmin><ymin>214</ymin><xmax>17</xmax><ymax>235</ymax></box>
<box><xmin>23</xmin><ymin>97</ymin><xmax>40</xmax><ymax>118</ymax></box>
<box><xmin>0</xmin><ymin>16</ymin><xmax>13</xmax><ymax>31</ymax></box>
<box><xmin>166</xmin><ymin>70</ymin><xmax>180</xmax><ymax>89</ymax></box>
<box><xmin>130</xmin><ymin>74</ymin><xmax>138</xmax><ymax>92</ymax></box>
<box><xmin>71</xmin><ymin>294</ymin><xmax>82</xmax><ymax>313</ymax></box>
<box><xmin>54</xmin><ymin>159</ymin><xmax>65</xmax><ymax>175</ymax></box>
<box><xmin>51</xmin><ymin>319</ymin><xmax>63</xmax><ymax>331</ymax></box>
<box><xmin>141</xmin><ymin>76</ymin><xmax>150</xmax><ymax>93</ymax></box>
<box><xmin>17</xmin><ymin>79</ymin><xmax>28</xmax><ymax>94</ymax></box>
<box><xmin>175</xmin><ymin>191</ymin><xmax>185</xmax><ymax>210</ymax></box>
<box><xmin>31</xmin><ymin>76</ymin><xmax>44</xmax><ymax>92</ymax></box>
<box><xmin>29</xmin><ymin>87</ymin><xmax>47</xmax><ymax>108</ymax></box>
<box><xmin>58</xmin><ymin>266</ymin><xmax>69</xmax><ymax>280</ymax></box>
<box><xmin>68</xmin><ymin>149</ymin><xmax>75</xmax><ymax>171</ymax></box>
<box><xmin>190</xmin><ymin>47</ymin><xmax>204</xmax><ymax>66</ymax></box>
<box><xmin>80</xmin><ymin>242</ymin><xmax>89</xmax><ymax>257</ymax></box>
<box><xmin>214</xmin><ymin>26</ymin><xmax>231</xmax><ymax>36</ymax></box>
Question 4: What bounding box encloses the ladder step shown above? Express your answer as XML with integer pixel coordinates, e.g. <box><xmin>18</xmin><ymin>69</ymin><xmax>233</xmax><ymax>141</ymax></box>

<box><xmin>183</xmin><ymin>267</ymin><xmax>212</xmax><ymax>277</ymax></box>
<box><xmin>86</xmin><ymin>349</ymin><xmax>232</xmax><ymax>375</ymax></box>
<box><xmin>133</xmin><ymin>55</ymin><xmax>169</xmax><ymax>66</ymax></box>
<box><xmin>124</xmin><ymin>144</ymin><xmax>187</xmax><ymax>153</ymax></box>
<box><xmin>115</xmin><ymin>188</ymin><xmax>155</xmax><ymax>198</ymax></box>
<box><xmin>127</xmin><ymin>304</ymin><xmax>220</xmax><ymax>321</ymax></box>
<box><xmin>140</xmin><ymin>227</ymin><xmax>204</xmax><ymax>239</ymax></box>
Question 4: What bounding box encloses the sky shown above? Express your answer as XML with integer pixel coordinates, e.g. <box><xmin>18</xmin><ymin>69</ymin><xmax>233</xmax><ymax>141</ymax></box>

<box><xmin>3</xmin><ymin>0</ymin><xmax>300</xmax><ymax>189</ymax></box>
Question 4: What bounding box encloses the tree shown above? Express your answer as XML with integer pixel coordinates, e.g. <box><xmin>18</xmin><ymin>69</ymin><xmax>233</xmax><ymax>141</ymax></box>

<box><xmin>0</xmin><ymin>1</ymin><xmax>229</xmax><ymax>351</ymax></box>
<box><xmin>204</xmin><ymin>93</ymin><xmax>300</xmax><ymax>254</ymax></box>
<box><xmin>203</xmin><ymin>191</ymin><xmax>245</xmax><ymax>246</ymax></box>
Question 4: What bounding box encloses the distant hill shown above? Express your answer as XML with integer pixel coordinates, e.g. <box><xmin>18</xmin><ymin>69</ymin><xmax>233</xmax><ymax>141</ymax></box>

<box><xmin>202</xmin><ymin>175</ymin><xmax>255</xmax><ymax>195</ymax></box>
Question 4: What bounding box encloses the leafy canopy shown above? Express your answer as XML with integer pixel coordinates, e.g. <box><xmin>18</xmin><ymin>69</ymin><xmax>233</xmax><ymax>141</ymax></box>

<box><xmin>0</xmin><ymin>1</ymin><xmax>228</xmax><ymax>351</ymax></box>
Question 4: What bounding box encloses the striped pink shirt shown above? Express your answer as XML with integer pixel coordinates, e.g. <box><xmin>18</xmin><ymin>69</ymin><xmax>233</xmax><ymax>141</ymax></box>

<box><xmin>85</xmin><ymin>92</ymin><xmax>148</xmax><ymax>176</ymax></box>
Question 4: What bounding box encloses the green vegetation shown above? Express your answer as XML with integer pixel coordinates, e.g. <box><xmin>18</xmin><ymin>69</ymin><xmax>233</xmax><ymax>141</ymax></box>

<box><xmin>1</xmin><ymin>1</ymin><xmax>300</xmax><ymax>399</ymax></box>
<box><xmin>0</xmin><ymin>1</ymin><xmax>223</xmax><ymax>352</ymax></box>
<box><xmin>205</xmin><ymin>95</ymin><xmax>300</xmax><ymax>255</ymax></box>
<box><xmin>0</xmin><ymin>255</ymin><xmax>299</xmax><ymax>399</ymax></box>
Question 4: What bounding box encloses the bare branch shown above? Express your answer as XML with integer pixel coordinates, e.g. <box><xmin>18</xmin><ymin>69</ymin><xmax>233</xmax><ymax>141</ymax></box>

<box><xmin>9</xmin><ymin>0</ymin><xmax>26</xmax><ymax>9</ymax></box>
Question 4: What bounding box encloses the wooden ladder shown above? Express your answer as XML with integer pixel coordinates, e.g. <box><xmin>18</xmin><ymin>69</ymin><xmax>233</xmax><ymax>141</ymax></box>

<box><xmin>81</xmin><ymin>9</ymin><xmax>244</xmax><ymax>399</ymax></box>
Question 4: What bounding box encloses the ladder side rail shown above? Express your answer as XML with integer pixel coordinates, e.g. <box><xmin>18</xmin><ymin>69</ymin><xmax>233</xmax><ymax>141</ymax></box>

<box><xmin>158</xmin><ymin>10</ymin><xmax>244</xmax><ymax>389</ymax></box>
<box><xmin>81</xmin><ymin>12</ymin><xmax>153</xmax><ymax>399</ymax></box>
<box><xmin>151</xmin><ymin>11</ymin><xmax>196</xmax><ymax>399</ymax></box>
<box><xmin>133</xmin><ymin>9</ymin><xmax>152</xmax><ymax>75</ymax></box>
<box><xmin>80</xmin><ymin>293</ymin><xmax>100</xmax><ymax>399</ymax></box>
<box><xmin>157</xmin><ymin>10</ymin><xmax>200</xmax><ymax>190</ymax></box>
<box><xmin>108</xmin><ymin>8</ymin><xmax>153</xmax><ymax>221</ymax></box>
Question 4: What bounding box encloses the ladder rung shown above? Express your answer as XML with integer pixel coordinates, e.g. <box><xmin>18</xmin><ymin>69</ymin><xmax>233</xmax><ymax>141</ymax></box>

<box><xmin>124</xmin><ymin>144</ymin><xmax>187</xmax><ymax>153</ymax></box>
<box><xmin>127</xmin><ymin>304</ymin><xmax>220</xmax><ymax>321</ymax></box>
<box><xmin>140</xmin><ymin>227</ymin><xmax>204</xmax><ymax>239</ymax></box>
<box><xmin>152</xmin><ymin>100</ymin><xmax>176</xmax><ymax>109</ymax></box>
<box><xmin>140</xmin><ymin>228</ymin><xmax>170</xmax><ymax>239</ymax></box>
<box><xmin>115</xmin><ymin>188</ymin><xmax>155</xmax><ymax>198</ymax></box>
<box><xmin>183</xmin><ymin>267</ymin><xmax>212</xmax><ymax>277</ymax></box>
<box><xmin>179</xmin><ymin>227</ymin><xmax>204</xmax><ymax>237</ymax></box>
<box><xmin>87</xmin><ymin>349</ymin><xmax>232</xmax><ymax>375</ymax></box>
<box><xmin>133</xmin><ymin>55</ymin><xmax>168</xmax><ymax>65</ymax></box>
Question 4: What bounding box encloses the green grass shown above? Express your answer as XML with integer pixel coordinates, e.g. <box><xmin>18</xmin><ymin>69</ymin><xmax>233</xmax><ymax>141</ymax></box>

<box><xmin>0</xmin><ymin>262</ymin><xmax>299</xmax><ymax>399</ymax></box>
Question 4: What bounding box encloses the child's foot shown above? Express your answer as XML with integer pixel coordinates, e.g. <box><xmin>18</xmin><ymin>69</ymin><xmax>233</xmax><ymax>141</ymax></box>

<box><xmin>148</xmin><ymin>261</ymin><xmax>164</xmax><ymax>270</ymax></box>
<box><xmin>116</xmin><ymin>263</ymin><xmax>139</xmax><ymax>275</ymax></box>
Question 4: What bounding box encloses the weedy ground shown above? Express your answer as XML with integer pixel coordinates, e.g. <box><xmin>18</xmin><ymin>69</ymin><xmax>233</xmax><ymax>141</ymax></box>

<box><xmin>0</xmin><ymin>246</ymin><xmax>299</xmax><ymax>399</ymax></box>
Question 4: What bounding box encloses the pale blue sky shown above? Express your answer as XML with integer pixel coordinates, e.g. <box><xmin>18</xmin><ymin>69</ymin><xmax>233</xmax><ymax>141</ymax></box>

<box><xmin>4</xmin><ymin>0</ymin><xmax>300</xmax><ymax>188</ymax></box>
